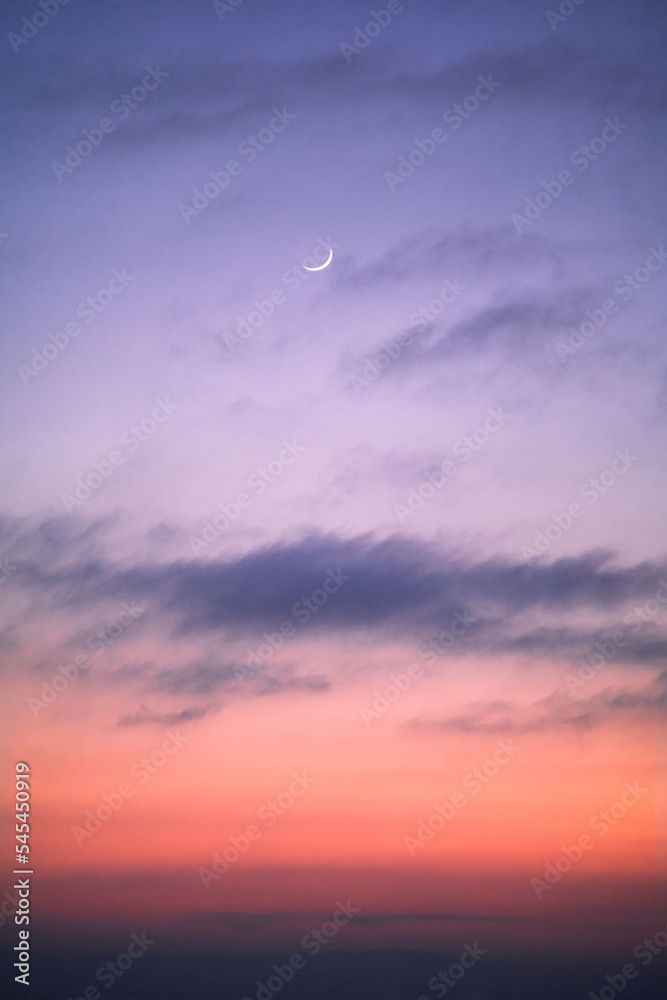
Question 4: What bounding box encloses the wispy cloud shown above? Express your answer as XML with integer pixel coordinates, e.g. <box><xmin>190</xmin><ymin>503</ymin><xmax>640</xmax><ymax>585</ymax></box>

<box><xmin>408</xmin><ymin>672</ymin><xmax>667</xmax><ymax>736</ymax></box>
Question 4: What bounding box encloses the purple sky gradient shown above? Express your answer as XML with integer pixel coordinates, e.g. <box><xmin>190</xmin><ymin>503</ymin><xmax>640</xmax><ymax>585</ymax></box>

<box><xmin>1</xmin><ymin>0</ymin><xmax>666</xmax><ymax>973</ymax></box>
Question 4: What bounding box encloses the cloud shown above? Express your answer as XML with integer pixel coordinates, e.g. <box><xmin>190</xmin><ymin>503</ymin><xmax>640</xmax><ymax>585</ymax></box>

<box><xmin>195</xmin><ymin>911</ymin><xmax>528</xmax><ymax>928</ymax></box>
<box><xmin>6</xmin><ymin>521</ymin><xmax>667</xmax><ymax>647</ymax></box>
<box><xmin>385</xmin><ymin>37</ymin><xmax>667</xmax><ymax>118</ymax></box>
<box><xmin>338</xmin><ymin>286</ymin><xmax>599</xmax><ymax>387</ymax></box>
<box><xmin>110</xmin><ymin>656</ymin><xmax>330</xmax><ymax>726</ymax></box>
<box><xmin>489</xmin><ymin>625</ymin><xmax>667</xmax><ymax>668</ymax></box>
<box><xmin>11</xmin><ymin>26</ymin><xmax>664</xmax><ymax>153</ymax></box>
<box><xmin>3</xmin><ymin>515</ymin><xmax>666</xmax><ymax>731</ymax></box>
<box><xmin>332</xmin><ymin>225</ymin><xmax>559</xmax><ymax>293</ymax></box>
<box><xmin>408</xmin><ymin>672</ymin><xmax>667</xmax><ymax>736</ymax></box>
<box><xmin>330</xmin><ymin>225</ymin><xmax>625</xmax><ymax>388</ymax></box>
<box><xmin>353</xmin><ymin>912</ymin><xmax>528</xmax><ymax>925</ymax></box>
<box><xmin>10</xmin><ymin>516</ymin><xmax>662</xmax><ymax>729</ymax></box>
<box><xmin>250</xmin><ymin>672</ymin><xmax>330</xmax><ymax>697</ymax></box>
<box><xmin>152</xmin><ymin>659</ymin><xmax>239</xmax><ymax>696</ymax></box>
<box><xmin>117</xmin><ymin>702</ymin><xmax>216</xmax><ymax>728</ymax></box>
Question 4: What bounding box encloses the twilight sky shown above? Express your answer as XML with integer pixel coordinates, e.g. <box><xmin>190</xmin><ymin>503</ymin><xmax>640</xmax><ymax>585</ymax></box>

<box><xmin>1</xmin><ymin>0</ymin><xmax>667</xmax><ymax>989</ymax></box>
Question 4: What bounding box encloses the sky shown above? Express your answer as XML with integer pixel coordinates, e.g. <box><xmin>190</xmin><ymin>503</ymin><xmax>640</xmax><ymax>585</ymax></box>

<box><xmin>1</xmin><ymin>0</ymin><xmax>667</xmax><ymax>997</ymax></box>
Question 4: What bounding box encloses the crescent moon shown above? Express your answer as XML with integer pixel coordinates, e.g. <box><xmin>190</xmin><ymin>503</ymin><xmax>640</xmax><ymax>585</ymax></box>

<box><xmin>302</xmin><ymin>247</ymin><xmax>333</xmax><ymax>271</ymax></box>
